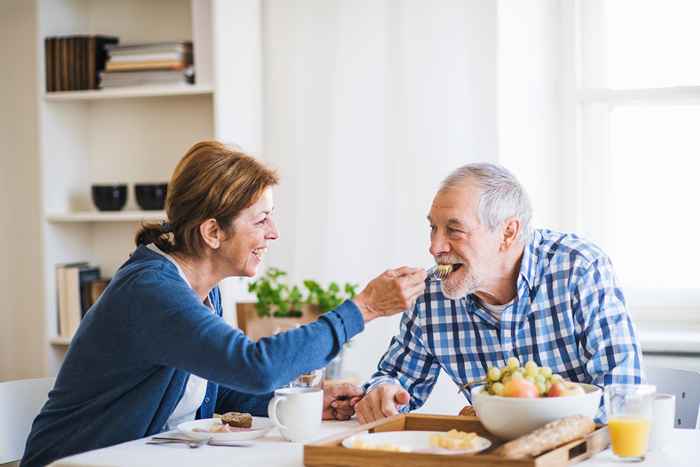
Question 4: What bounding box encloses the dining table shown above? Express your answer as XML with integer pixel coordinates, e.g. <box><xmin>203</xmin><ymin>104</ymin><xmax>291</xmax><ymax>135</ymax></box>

<box><xmin>49</xmin><ymin>419</ymin><xmax>699</xmax><ymax>467</ymax></box>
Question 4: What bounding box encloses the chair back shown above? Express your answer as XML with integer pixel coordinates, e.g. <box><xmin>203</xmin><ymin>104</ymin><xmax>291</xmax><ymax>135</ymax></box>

<box><xmin>0</xmin><ymin>377</ymin><xmax>54</xmax><ymax>464</ymax></box>
<box><xmin>645</xmin><ymin>366</ymin><xmax>700</xmax><ymax>429</ymax></box>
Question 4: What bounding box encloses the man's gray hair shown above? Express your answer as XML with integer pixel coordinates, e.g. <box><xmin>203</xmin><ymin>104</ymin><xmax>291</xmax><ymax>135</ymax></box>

<box><xmin>439</xmin><ymin>163</ymin><xmax>532</xmax><ymax>242</ymax></box>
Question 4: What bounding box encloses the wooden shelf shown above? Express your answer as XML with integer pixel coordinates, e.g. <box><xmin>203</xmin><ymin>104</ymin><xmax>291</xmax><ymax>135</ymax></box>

<box><xmin>46</xmin><ymin>211</ymin><xmax>166</xmax><ymax>223</ymax></box>
<box><xmin>43</xmin><ymin>84</ymin><xmax>214</xmax><ymax>101</ymax></box>
<box><xmin>50</xmin><ymin>336</ymin><xmax>71</xmax><ymax>346</ymax></box>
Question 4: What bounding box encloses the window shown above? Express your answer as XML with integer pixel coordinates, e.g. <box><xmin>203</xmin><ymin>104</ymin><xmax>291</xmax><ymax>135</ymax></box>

<box><xmin>574</xmin><ymin>0</ymin><xmax>700</xmax><ymax>315</ymax></box>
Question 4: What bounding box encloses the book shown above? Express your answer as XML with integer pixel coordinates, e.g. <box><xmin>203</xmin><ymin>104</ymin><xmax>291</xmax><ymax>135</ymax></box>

<box><xmin>55</xmin><ymin>262</ymin><xmax>88</xmax><ymax>337</ymax></box>
<box><xmin>56</xmin><ymin>263</ymin><xmax>101</xmax><ymax>338</ymax></box>
<box><xmin>105</xmin><ymin>60</ymin><xmax>188</xmax><ymax>72</ymax></box>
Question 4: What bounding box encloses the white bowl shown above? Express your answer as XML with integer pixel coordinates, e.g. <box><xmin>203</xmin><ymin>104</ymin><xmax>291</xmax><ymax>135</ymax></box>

<box><xmin>471</xmin><ymin>383</ymin><xmax>602</xmax><ymax>440</ymax></box>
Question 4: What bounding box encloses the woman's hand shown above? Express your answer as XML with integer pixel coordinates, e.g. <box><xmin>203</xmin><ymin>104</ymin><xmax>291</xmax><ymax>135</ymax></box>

<box><xmin>353</xmin><ymin>267</ymin><xmax>427</xmax><ymax>322</ymax></box>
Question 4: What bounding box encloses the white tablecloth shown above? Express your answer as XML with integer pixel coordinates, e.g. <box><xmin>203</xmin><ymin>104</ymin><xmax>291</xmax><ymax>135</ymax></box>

<box><xmin>50</xmin><ymin>422</ymin><xmax>699</xmax><ymax>467</ymax></box>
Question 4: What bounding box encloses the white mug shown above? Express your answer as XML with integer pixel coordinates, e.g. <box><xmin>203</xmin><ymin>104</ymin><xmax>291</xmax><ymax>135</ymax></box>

<box><xmin>267</xmin><ymin>387</ymin><xmax>323</xmax><ymax>442</ymax></box>
<box><xmin>648</xmin><ymin>393</ymin><xmax>676</xmax><ymax>452</ymax></box>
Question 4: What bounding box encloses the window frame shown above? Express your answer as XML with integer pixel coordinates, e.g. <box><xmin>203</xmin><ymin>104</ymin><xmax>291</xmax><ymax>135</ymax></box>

<box><xmin>567</xmin><ymin>0</ymin><xmax>700</xmax><ymax>321</ymax></box>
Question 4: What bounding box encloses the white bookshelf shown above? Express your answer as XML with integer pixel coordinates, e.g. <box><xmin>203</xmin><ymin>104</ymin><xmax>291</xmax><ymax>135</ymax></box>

<box><xmin>43</xmin><ymin>84</ymin><xmax>214</xmax><ymax>102</ymax></box>
<box><xmin>37</xmin><ymin>0</ymin><xmax>262</xmax><ymax>374</ymax></box>
<box><xmin>46</xmin><ymin>211</ymin><xmax>166</xmax><ymax>223</ymax></box>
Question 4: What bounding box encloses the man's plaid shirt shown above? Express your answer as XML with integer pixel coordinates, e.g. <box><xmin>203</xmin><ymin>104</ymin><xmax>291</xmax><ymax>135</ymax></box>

<box><xmin>365</xmin><ymin>229</ymin><xmax>643</xmax><ymax>420</ymax></box>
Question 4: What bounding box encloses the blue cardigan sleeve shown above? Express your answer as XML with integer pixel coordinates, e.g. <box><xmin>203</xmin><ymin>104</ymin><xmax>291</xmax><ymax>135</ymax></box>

<box><xmin>126</xmin><ymin>271</ymin><xmax>364</xmax><ymax>394</ymax></box>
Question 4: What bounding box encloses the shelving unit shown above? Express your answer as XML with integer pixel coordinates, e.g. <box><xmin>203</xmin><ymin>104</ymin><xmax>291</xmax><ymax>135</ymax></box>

<box><xmin>37</xmin><ymin>0</ymin><xmax>262</xmax><ymax>374</ymax></box>
<box><xmin>46</xmin><ymin>211</ymin><xmax>166</xmax><ymax>223</ymax></box>
<box><xmin>43</xmin><ymin>84</ymin><xmax>214</xmax><ymax>102</ymax></box>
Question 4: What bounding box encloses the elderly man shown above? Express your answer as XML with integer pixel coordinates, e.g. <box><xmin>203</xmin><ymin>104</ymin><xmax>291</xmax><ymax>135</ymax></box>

<box><xmin>355</xmin><ymin>163</ymin><xmax>643</xmax><ymax>423</ymax></box>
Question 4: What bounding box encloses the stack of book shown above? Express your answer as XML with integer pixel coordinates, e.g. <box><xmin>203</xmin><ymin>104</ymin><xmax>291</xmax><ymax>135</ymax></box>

<box><xmin>44</xmin><ymin>35</ymin><xmax>119</xmax><ymax>92</ymax></box>
<box><xmin>100</xmin><ymin>41</ymin><xmax>194</xmax><ymax>88</ymax></box>
<box><xmin>55</xmin><ymin>263</ymin><xmax>110</xmax><ymax>339</ymax></box>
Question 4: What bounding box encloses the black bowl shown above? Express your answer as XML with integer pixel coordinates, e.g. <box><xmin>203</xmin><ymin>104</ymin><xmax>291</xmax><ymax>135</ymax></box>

<box><xmin>134</xmin><ymin>183</ymin><xmax>168</xmax><ymax>210</ymax></box>
<box><xmin>91</xmin><ymin>184</ymin><xmax>127</xmax><ymax>211</ymax></box>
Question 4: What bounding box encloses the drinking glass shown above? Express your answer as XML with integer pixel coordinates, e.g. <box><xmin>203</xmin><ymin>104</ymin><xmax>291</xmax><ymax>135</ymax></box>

<box><xmin>604</xmin><ymin>384</ymin><xmax>656</xmax><ymax>461</ymax></box>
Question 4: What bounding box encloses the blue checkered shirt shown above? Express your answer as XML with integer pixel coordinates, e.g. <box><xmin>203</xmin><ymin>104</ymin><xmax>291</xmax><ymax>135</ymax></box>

<box><xmin>365</xmin><ymin>229</ymin><xmax>643</xmax><ymax>421</ymax></box>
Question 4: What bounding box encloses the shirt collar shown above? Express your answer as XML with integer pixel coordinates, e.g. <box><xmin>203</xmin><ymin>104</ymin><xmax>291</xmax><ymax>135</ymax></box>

<box><xmin>517</xmin><ymin>229</ymin><xmax>541</xmax><ymax>292</ymax></box>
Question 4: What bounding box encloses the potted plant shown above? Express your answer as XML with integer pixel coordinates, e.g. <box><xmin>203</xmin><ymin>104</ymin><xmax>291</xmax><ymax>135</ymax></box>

<box><xmin>236</xmin><ymin>268</ymin><xmax>357</xmax><ymax>345</ymax></box>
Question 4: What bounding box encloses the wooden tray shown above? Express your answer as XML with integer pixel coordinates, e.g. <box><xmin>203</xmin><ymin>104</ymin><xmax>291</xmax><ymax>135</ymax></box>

<box><xmin>304</xmin><ymin>414</ymin><xmax>609</xmax><ymax>467</ymax></box>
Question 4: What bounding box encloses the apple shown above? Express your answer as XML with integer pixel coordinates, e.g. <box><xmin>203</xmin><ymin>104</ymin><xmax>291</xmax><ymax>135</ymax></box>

<box><xmin>547</xmin><ymin>381</ymin><xmax>585</xmax><ymax>397</ymax></box>
<box><xmin>502</xmin><ymin>378</ymin><xmax>539</xmax><ymax>398</ymax></box>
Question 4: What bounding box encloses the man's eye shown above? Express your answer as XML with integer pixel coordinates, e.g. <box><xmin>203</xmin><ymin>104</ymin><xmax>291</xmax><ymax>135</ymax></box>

<box><xmin>256</xmin><ymin>218</ymin><xmax>267</xmax><ymax>225</ymax></box>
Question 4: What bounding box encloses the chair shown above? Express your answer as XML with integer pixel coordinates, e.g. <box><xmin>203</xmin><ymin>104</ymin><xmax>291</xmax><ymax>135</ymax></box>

<box><xmin>0</xmin><ymin>377</ymin><xmax>54</xmax><ymax>464</ymax></box>
<box><xmin>645</xmin><ymin>366</ymin><xmax>700</xmax><ymax>429</ymax></box>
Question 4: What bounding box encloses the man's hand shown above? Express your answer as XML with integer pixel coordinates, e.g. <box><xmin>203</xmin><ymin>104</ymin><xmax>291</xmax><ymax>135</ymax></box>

<box><xmin>354</xmin><ymin>383</ymin><xmax>410</xmax><ymax>424</ymax></box>
<box><xmin>353</xmin><ymin>267</ymin><xmax>427</xmax><ymax>323</ymax></box>
<box><xmin>322</xmin><ymin>381</ymin><xmax>363</xmax><ymax>421</ymax></box>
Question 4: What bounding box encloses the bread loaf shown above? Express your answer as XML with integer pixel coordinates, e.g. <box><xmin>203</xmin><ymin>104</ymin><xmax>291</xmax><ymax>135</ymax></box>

<box><xmin>496</xmin><ymin>415</ymin><xmax>595</xmax><ymax>458</ymax></box>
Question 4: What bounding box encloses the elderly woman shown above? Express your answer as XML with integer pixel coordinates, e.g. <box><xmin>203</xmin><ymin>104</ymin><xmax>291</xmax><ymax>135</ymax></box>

<box><xmin>22</xmin><ymin>141</ymin><xmax>426</xmax><ymax>467</ymax></box>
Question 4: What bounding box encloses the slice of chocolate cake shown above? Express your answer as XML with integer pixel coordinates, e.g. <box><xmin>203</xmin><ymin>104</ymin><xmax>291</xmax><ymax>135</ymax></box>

<box><xmin>221</xmin><ymin>411</ymin><xmax>253</xmax><ymax>428</ymax></box>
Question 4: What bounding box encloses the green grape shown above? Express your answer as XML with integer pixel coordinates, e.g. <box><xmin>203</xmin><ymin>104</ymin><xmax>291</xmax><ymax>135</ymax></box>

<box><xmin>487</xmin><ymin>367</ymin><xmax>501</xmax><ymax>382</ymax></box>
<box><xmin>502</xmin><ymin>374</ymin><xmax>512</xmax><ymax>384</ymax></box>
<box><xmin>525</xmin><ymin>367</ymin><xmax>538</xmax><ymax>378</ymax></box>
<box><xmin>507</xmin><ymin>357</ymin><xmax>520</xmax><ymax>370</ymax></box>
<box><xmin>511</xmin><ymin>371</ymin><xmax>524</xmax><ymax>380</ymax></box>
<box><xmin>539</xmin><ymin>366</ymin><xmax>552</xmax><ymax>378</ymax></box>
<box><xmin>535</xmin><ymin>381</ymin><xmax>547</xmax><ymax>395</ymax></box>
<box><xmin>524</xmin><ymin>360</ymin><xmax>538</xmax><ymax>372</ymax></box>
<box><xmin>492</xmin><ymin>382</ymin><xmax>505</xmax><ymax>396</ymax></box>
<box><xmin>550</xmin><ymin>374</ymin><xmax>563</xmax><ymax>383</ymax></box>
<box><xmin>534</xmin><ymin>374</ymin><xmax>546</xmax><ymax>385</ymax></box>
<box><xmin>525</xmin><ymin>375</ymin><xmax>535</xmax><ymax>384</ymax></box>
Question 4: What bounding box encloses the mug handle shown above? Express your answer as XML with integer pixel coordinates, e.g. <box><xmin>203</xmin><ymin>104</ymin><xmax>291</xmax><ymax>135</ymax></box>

<box><xmin>267</xmin><ymin>395</ymin><xmax>288</xmax><ymax>431</ymax></box>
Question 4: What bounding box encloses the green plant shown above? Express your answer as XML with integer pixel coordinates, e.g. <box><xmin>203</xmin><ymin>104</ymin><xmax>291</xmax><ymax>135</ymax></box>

<box><xmin>247</xmin><ymin>268</ymin><xmax>358</xmax><ymax>318</ymax></box>
<box><xmin>247</xmin><ymin>268</ymin><xmax>303</xmax><ymax>318</ymax></box>
<box><xmin>304</xmin><ymin>280</ymin><xmax>358</xmax><ymax>313</ymax></box>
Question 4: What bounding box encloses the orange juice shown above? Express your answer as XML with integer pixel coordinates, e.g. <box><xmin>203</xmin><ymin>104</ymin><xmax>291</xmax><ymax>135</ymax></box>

<box><xmin>608</xmin><ymin>417</ymin><xmax>651</xmax><ymax>458</ymax></box>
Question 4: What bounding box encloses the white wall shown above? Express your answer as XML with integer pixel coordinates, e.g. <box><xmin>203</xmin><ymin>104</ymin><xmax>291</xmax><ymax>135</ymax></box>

<box><xmin>263</xmin><ymin>0</ymin><xmax>499</xmax><ymax>412</ymax></box>
<box><xmin>497</xmin><ymin>0</ymin><xmax>565</xmax><ymax>231</ymax></box>
<box><xmin>0</xmin><ymin>0</ymin><xmax>45</xmax><ymax>380</ymax></box>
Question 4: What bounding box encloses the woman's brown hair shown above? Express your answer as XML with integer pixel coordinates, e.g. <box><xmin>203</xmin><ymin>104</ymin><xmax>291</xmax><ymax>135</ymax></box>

<box><xmin>135</xmin><ymin>141</ymin><xmax>279</xmax><ymax>256</ymax></box>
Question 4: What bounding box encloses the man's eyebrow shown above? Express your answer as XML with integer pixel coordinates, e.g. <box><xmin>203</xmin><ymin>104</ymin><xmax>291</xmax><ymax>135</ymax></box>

<box><xmin>426</xmin><ymin>215</ymin><xmax>433</xmax><ymax>223</ymax></box>
<box><xmin>447</xmin><ymin>218</ymin><xmax>465</xmax><ymax>227</ymax></box>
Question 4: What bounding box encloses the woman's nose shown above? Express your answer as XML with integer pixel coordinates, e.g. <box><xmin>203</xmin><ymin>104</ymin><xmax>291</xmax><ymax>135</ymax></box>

<box><xmin>266</xmin><ymin>218</ymin><xmax>280</xmax><ymax>240</ymax></box>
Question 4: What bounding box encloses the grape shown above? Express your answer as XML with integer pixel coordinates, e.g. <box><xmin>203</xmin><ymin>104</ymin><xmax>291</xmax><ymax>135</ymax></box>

<box><xmin>535</xmin><ymin>381</ymin><xmax>547</xmax><ymax>395</ymax></box>
<box><xmin>539</xmin><ymin>366</ymin><xmax>552</xmax><ymax>378</ymax></box>
<box><xmin>534</xmin><ymin>374</ymin><xmax>546</xmax><ymax>385</ymax></box>
<box><xmin>487</xmin><ymin>367</ymin><xmax>501</xmax><ymax>382</ymax></box>
<box><xmin>507</xmin><ymin>357</ymin><xmax>520</xmax><ymax>370</ymax></box>
<box><xmin>492</xmin><ymin>382</ymin><xmax>505</xmax><ymax>396</ymax></box>
<box><xmin>511</xmin><ymin>371</ymin><xmax>524</xmax><ymax>380</ymax></box>
<box><xmin>524</xmin><ymin>360</ymin><xmax>538</xmax><ymax>372</ymax></box>
<box><xmin>525</xmin><ymin>375</ymin><xmax>535</xmax><ymax>384</ymax></box>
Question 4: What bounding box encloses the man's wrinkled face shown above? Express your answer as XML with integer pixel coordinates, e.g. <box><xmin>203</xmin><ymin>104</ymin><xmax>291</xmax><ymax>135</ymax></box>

<box><xmin>427</xmin><ymin>183</ymin><xmax>501</xmax><ymax>299</ymax></box>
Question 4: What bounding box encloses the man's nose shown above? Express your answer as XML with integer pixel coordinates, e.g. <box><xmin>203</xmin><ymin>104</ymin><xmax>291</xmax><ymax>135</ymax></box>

<box><xmin>429</xmin><ymin>232</ymin><xmax>449</xmax><ymax>257</ymax></box>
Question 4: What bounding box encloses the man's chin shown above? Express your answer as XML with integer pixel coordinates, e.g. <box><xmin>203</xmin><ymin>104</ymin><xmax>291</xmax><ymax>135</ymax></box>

<box><xmin>440</xmin><ymin>279</ymin><xmax>476</xmax><ymax>300</ymax></box>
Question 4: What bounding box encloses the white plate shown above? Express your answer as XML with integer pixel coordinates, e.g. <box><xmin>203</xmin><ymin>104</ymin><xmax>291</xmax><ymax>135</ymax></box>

<box><xmin>342</xmin><ymin>431</ymin><xmax>492</xmax><ymax>455</ymax></box>
<box><xmin>178</xmin><ymin>417</ymin><xmax>273</xmax><ymax>441</ymax></box>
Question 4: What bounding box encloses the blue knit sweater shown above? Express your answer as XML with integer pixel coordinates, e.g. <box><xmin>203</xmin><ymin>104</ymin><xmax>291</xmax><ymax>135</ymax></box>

<box><xmin>21</xmin><ymin>245</ymin><xmax>364</xmax><ymax>466</ymax></box>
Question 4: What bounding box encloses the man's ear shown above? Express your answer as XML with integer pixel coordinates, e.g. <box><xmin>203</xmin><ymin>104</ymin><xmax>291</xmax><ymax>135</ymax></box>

<box><xmin>199</xmin><ymin>218</ymin><xmax>222</xmax><ymax>249</ymax></box>
<box><xmin>501</xmin><ymin>217</ymin><xmax>521</xmax><ymax>251</ymax></box>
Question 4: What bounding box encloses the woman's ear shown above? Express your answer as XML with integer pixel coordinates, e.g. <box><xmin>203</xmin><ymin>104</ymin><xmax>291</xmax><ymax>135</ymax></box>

<box><xmin>501</xmin><ymin>217</ymin><xmax>521</xmax><ymax>251</ymax></box>
<box><xmin>199</xmin><ymin>218</ymin><xmax>222</xmax><ymax>249</ymax></box>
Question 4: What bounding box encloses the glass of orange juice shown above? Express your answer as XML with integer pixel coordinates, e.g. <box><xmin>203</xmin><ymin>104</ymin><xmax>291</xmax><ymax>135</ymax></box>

<box><xmin>604</xmin><ymin>384</ymin><xmax>656</xmax><ymax>461</ymax></box>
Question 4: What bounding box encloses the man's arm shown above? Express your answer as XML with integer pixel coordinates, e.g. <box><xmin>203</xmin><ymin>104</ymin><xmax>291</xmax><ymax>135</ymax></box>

<box><xmin>572</xmin><ymin>256</ymin><xmax>644</xmax><ymax>418</ymax></box>
<box><xmin>361</xmin><ymin>299</ymin><xmax>441</xmax><ymax>414</ymax></box>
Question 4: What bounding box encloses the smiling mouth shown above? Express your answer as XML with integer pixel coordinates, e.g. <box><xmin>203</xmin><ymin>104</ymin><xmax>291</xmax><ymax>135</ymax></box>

<box><xmin>252</xmin><ymin>247</ymin><xmax>267</xmax><ymax>260</ymax></box>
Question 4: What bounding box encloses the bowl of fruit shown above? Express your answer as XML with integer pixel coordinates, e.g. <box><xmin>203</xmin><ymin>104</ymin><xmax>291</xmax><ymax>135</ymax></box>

<box><xmin>470</xmin><ymin>358</ymin><xmax>602</xmax><ymax>440</ymax></box>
